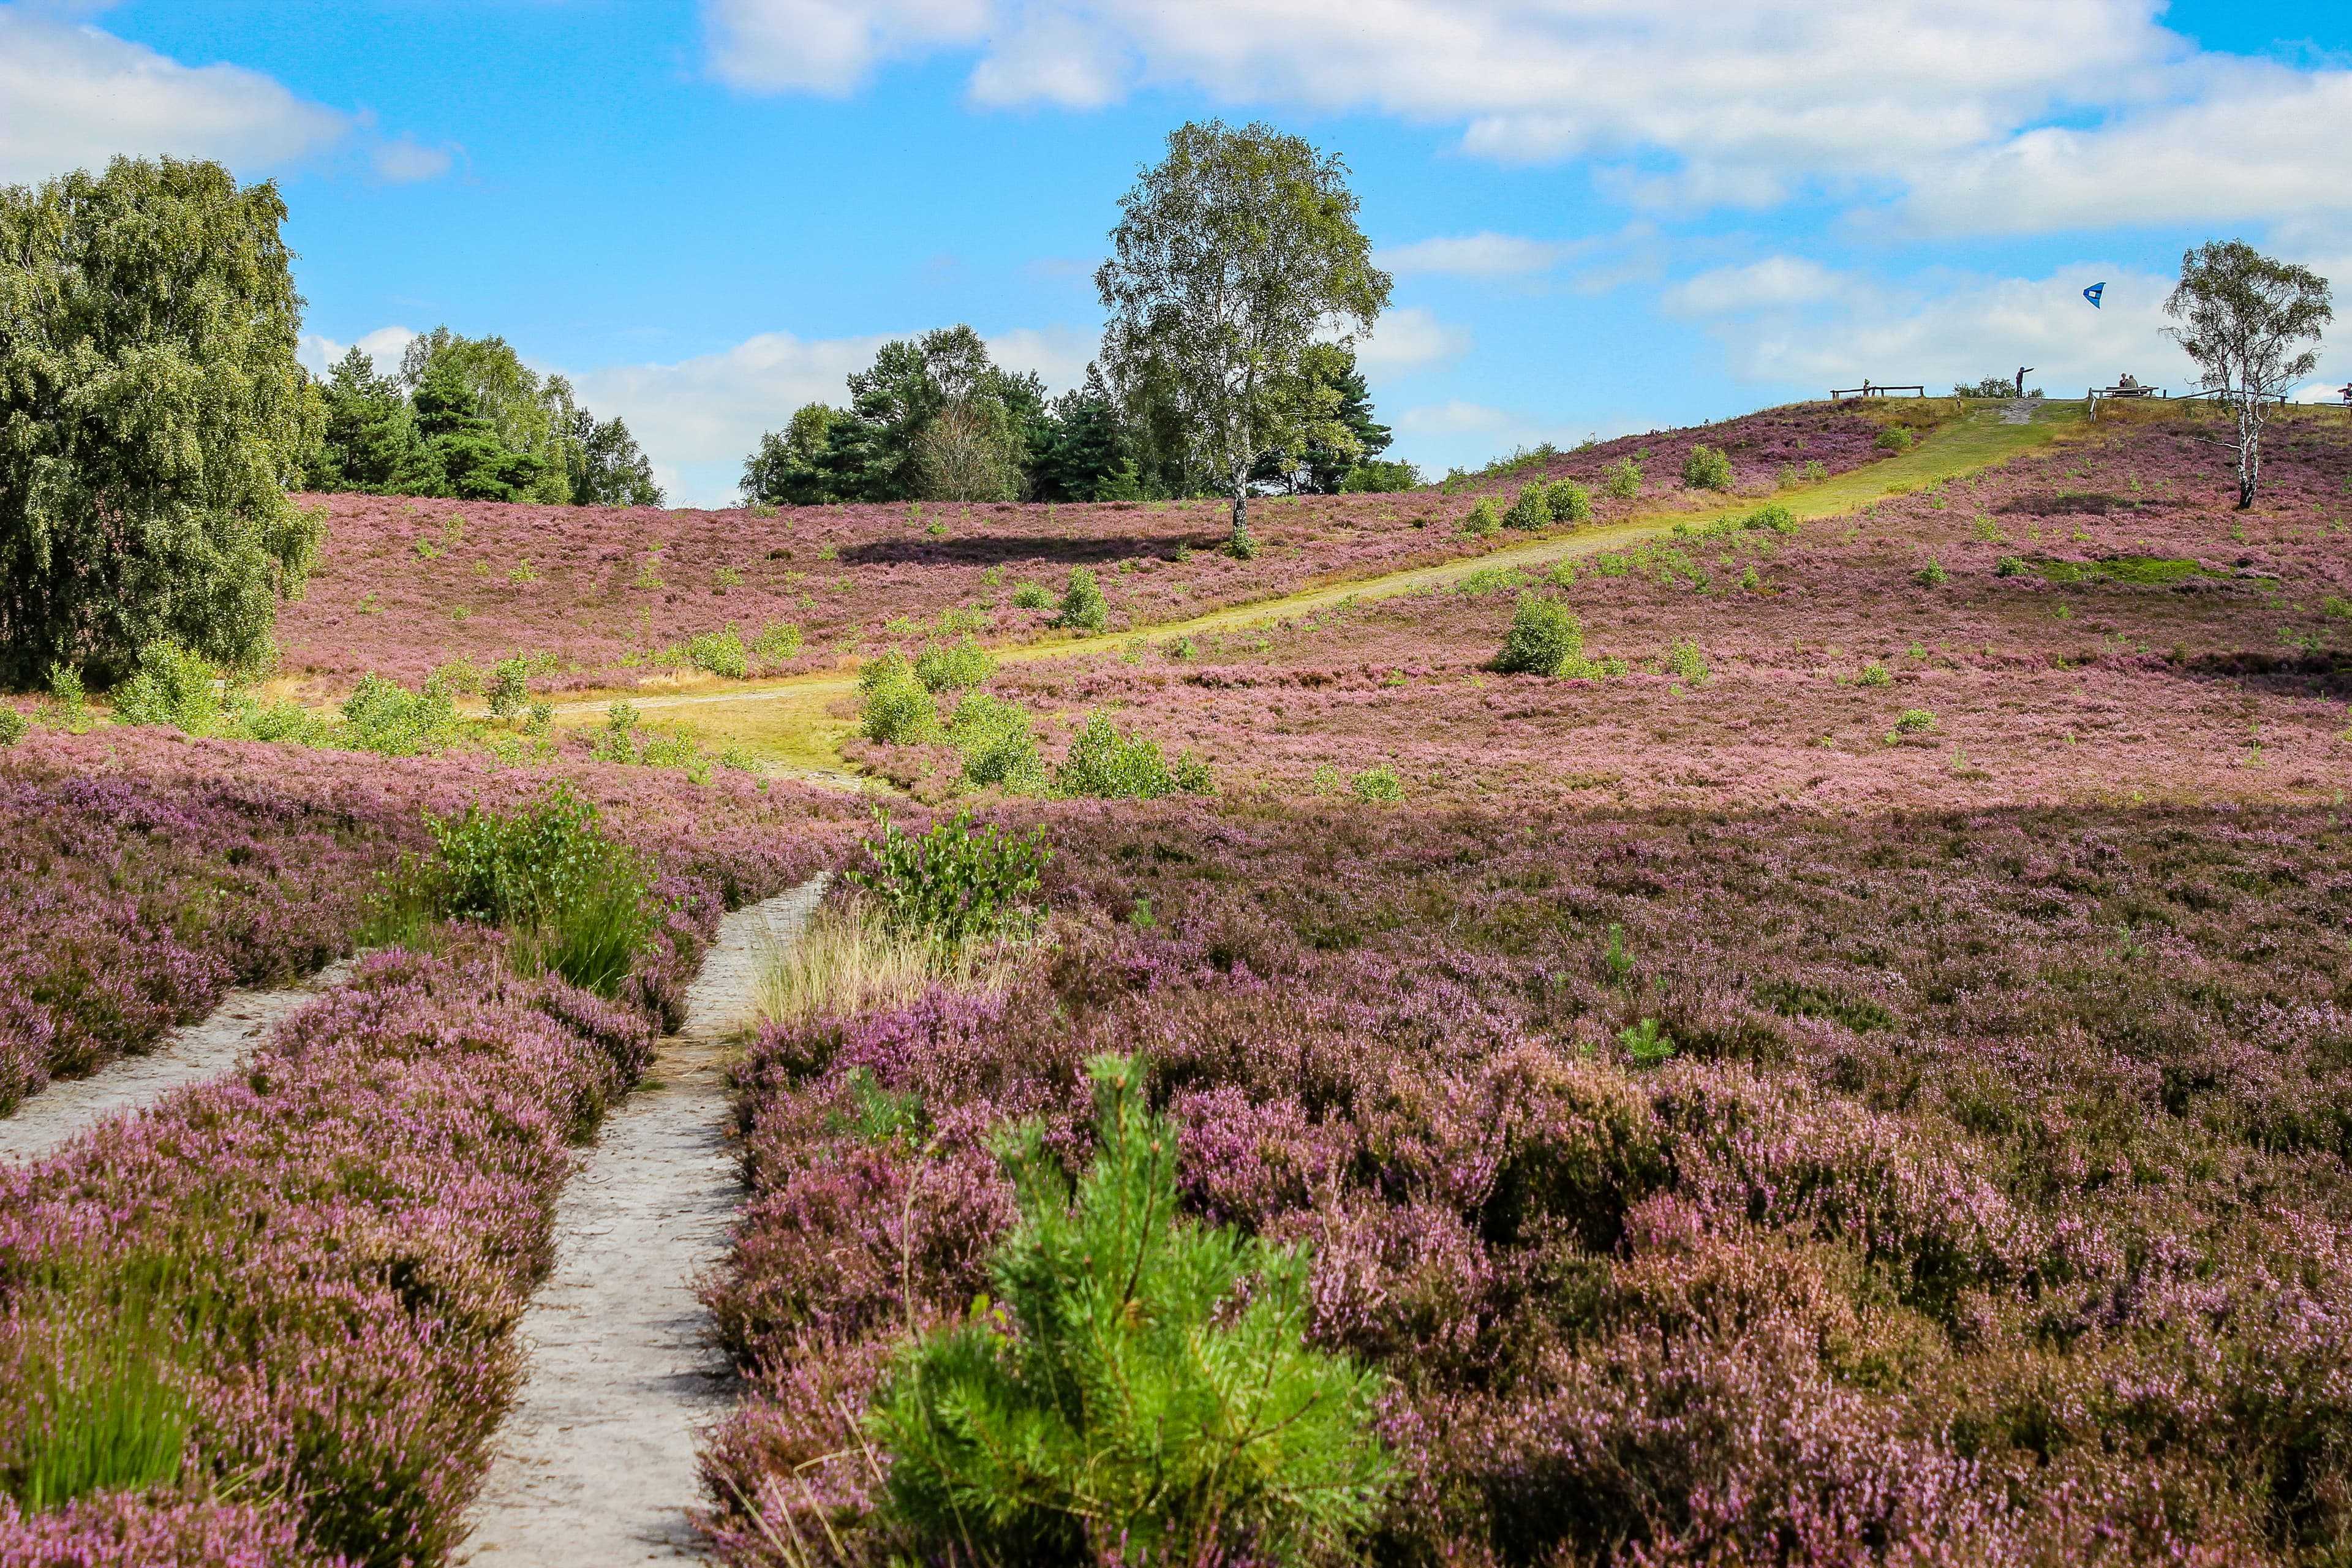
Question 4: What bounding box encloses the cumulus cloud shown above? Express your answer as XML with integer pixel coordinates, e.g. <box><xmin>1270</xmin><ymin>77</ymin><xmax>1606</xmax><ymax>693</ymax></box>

<box><xmin>699</xmin><ymin>0</ymin><xmax>2352</xmax><ymax>235</ymax></box>
<box><xmin>369</xmin><ymin>135</ymin><xmax>456</xmax><ymax>184</ymax></box>
<box><xmin>0</xmin><ymin>5</ymin><xmax>350</xmax><ymax>182</ymax></box>
<box><xmin>1379</xmin><ymin>232</ymin><xmax>1571</xmax><ymax>280</ymax></box>
<box><xmin>1664</xmin><ymin>257</ymin><xmax>1844</xmax><ymax>317</ymax></box>
<box><xmin>1349</xmin><ymin>306</ymin><xmax>1472</xmax><ymax>374</ymax></box>
<box><xmin>300</xmin><ymin>326</ymin><xmax>418</xmax><ymax>379</ymax></box>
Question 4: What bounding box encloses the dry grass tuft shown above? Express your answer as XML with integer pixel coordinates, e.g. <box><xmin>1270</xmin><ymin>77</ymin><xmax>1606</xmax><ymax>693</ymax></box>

<box><xmin>752</xmin><ymin>898</ymin><xmax>1018</xmax><ymax>1026</ymax></box>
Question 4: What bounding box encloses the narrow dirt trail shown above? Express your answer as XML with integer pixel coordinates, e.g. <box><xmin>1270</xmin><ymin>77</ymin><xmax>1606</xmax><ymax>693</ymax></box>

<box><xmin>0</xmin><ymin>960</ymin><xmax>356</xmax><ymax>1167</ymax></box>
<box><xmin>460</xmin><ymin>875</ymin><xmax>826</xmax><ymax>1567</ymax></box>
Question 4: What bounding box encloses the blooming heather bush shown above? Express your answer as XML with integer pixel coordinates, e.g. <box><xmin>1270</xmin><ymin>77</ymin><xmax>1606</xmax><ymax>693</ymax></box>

<box><xmin>702</xmin><ymin>802</ymin><xmax>2352</xmax><ymax>1567</ymax></box>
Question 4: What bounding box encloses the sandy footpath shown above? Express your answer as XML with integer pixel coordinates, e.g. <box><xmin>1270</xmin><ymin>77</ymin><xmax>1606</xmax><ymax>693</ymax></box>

<box><xmin>461</xmin><ymin>876</ymin><xmax>827</xmax><ymax>1566</ymax></box>
<box><xmin>0</xmin><ymin>960</ymin><xmax>357</xmax><ymax>1166</ymax></box>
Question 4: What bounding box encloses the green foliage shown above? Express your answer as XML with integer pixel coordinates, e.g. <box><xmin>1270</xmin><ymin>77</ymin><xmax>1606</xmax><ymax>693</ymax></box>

<box><xmin>1349</xmin><ymin>765</ymin><xmax>1403</xmax><ymax>802</ymax></box>
<box><xmin>1095</xmin><ymin>120</ymin><xmax>1392</xmax><ymax>552</ymax></box>
<box><xmin>1309</xmin><ymin>761</ymin><xmax>1345</xmax><ymax>794</ymax></box>
<box><xmin>1455</xmin><ymin>565</ymin><xmax>1530</xmax><ymax>597</ymax></box>
<box><xmin>1915</xmin><ymin>556</ymin><xmax>1949</xmax><ymax>587</ymax></box>
<box><xmin>1055</xmin><ymin>714</ymin><xmax>1215</xmax><ymax>799</ymax></box>
<box><xmin>1253</xmin><ymin>345</ymin><xmax>1395</xmax><ymax>495</ymax></box>
<box><xmin>1681</xmin><ymin>443</ymin><xmax>1735</xmax><ymax>491</ymax></box>
<box><xmin>1858</xmin><ymin>662</ymin><xmax>1893</xmax><ymax>687</ymax></box>
<box><xmin>687</xmin><ymin>624</ymin><xmax>749</xmax><ymax>679</ymax></box>
<box><xmin>1011</xmin><ymin>581</ymin><xmax>1054</xmax><ymax>610</ymax></box>
<box><xmin>1461</xmin><ymin>497</ymin><xmax>1502</xmax><ymax>537</ymax></box>
<box><xmin>0</xmin><ymin>1281</ymin><xmax>194</xmax><ymax>1512</ymax></box>
<box><xmin>110</xmin><ymin>641</ymin><xmax>223</xmax><ymax>733</ymax></box>
<box><xmin>1604</xmin><ymin>923</ymin><xmax>1635</xmax><ymax>982</ymax></box>
<box><xmin>1892</xmin><ymin>708</ymin><xmax>1939</xmax><ymax>735</ymax></box>
<box><xmin>1661</xmin><ymin>636</ymin><xmax>1708</xmax><ymax>683</ymax></box>
<box><xmin>0</xmin><ymin>706</ymin><xmax>22</xmax><ymax>745</ymax></box>
<box><xmin>870</xmin><ymin>1054</ymin><xmax>1392</xmax><ymax>1567</ymax></box>
<box><xmin>753</xmin><ymin>620</ymin><xmax>805</xmax><ymax>663</ymax></box>
<box><xmin>1602</xmin><ymin>456</ymin><xmax>1643</xmax><ymax>500</ymax></box>
<box><xmin>339</xmin><ymin>673</ymin><xmax>469</xmax><ymax>756</ymax></box>
<box><xmin>418</xmin><ymin>782</ymin><xmax>654</xmax><ymax>994</ymax></box>
<box><xmin>860</xmin><ymin>651</ymin><xmax>939</xmax><ymax>744</ymax></box>
<box><xmin>1874</xmin><ymin>426</ymin><xmax>1915</xmax><ymax>454</ymax></box>
<box><xmin>948</xmin><ymin>693</ymin><xmax>1047</xmax><ymax>794</ymax></box>
<box><xmin>1743</xmin><ymin>501</ymin><xmax>1798</xmax><ymax>534</ymax></box>
<box><xmin>485</xmin><ymin>655</ymin><xmax>535</xmax><ymax>718</ymax></box>
<box><xmin>1996</xmin><ymin>556</ymin><xmax>2029</xmax><ymax>577</ymax></box>
<box><xmin>849</xmin><ymin>808</ymin><xmax>1051</xmax><ymax>952</ymax></box>
<box><xmin>1491</xmin><ymin>593</ymin><xmax>1585</xmax><ymax>677</ymax></box>
<box><xmin>1056</xmin><ymin>566</ymin><xmax>1109</xmax><ymax>631</ymax></box>
<box><xmin>1501</xmin><ymin>483</ymin><xmax>1550</xmax><ymax>530</ymax></box>
<box><xmin>915</xmin><ymin>636</ymin><xmax>996</xmax><ymax>693</ymax></box>
<box><xmin>1544</xmin><ymin>478</ymin><xmax>1593</xmax><ymax>522</ymax></box>
<box><xmin>1340</xmin><ymin>458</ymin><xmax>1420</xmax><ymax>492</ymax></box>
<box><xmin>0</xmin><ymin>157</ymin><xmax>324</xmax><ymax>687</ymax></box>
<box><xmin>1803</xmin><ymin>459</ymin><xmax>1828</xmax><ymax>482</ymax></box>
<box><xmin>1619</xmin><ymin>1017</ymin><xmax>1677</xmax><ymax>1068</ymax></box>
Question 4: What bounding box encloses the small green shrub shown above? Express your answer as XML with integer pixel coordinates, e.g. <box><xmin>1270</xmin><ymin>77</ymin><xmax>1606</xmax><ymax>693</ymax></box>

<box><xmin>869</xmin><ymin>1054</ymin><xmax>1392</xmax><ymax>1567</ymax></box>
<box><xmin>1340</xmin><ymin>458</ymin><xmax>1420</xmax><ymax>492</ymax></box>
<box><xmin>752</xmin><ymin>620</ymin><xmax>804</xmax><ymax>663</ymax></box>
<box><xmin>1455</xmin><ymin>565</ymin><xmax>1530</xmax><ymax>597</ymax></box>
<box><xmin>224</xmin><ymin>696</ymin><xmax>331</xmax><ymax>745</ymax></box>
<box><xmin>589</xmin><ymin>701</ymin><xmax>642</xmax><ymax>763</ymax></box>
<box><xmin>1915</xmin><ymin>556</ymin><xmax>1949</xmax><ymax>586</ymax></box>
<box><xmin>1349</xmin><ymin>765</ymin><xmax>1403</xmax><ymax>802</ymax></box>
<box><xmin>1681</xmin><ymin>444</ymin><xmax>1735</xmax><ymax>491</ymax></box>
<box><xmin>850</xmin><ymin>808</ymin><xmax>1050</xmax><ymax>952</ymax></box>
<box><xmin>859</xmin><ymin>651</ymin><xmax>938</xmax><ymax>744</ymax></box>
<box><xmin>111</xmin><ymin>642</ymin><xmax>222</xmax><ymax>733</ymax></box>
<box><xmin>1501</xmin><ymin>483</ymin><xmax>1550</xmax><ymax>530</ymax></box>
<box><xmin>1620</xmin><ymin>1017</ymin><xmax>1677</xmax><ymax>1068</ymax></box>
<box><xmin>1661</xmin><ymin>637</ymin><xmax>1708</xmax><ymax>682</ymax></box>
<box><xmin>1804</xmin><ymin>459</ymin><xmax>1828</xmax><ymax>481</ymax></box>
<box><xmin>1996</xmin><ymin>556</ymin><xmax>2029</xmax><ymax>577</ymax></box>
<box><xmin>1602</xmin><ymin>456</ymin><xmax>1643</xmax><ymax>500</ymax></box>
<box><xmin>1858</xmin><ymin>662</ymin><xmax>1892</xmax><ymax>687</ymax></box>
<box><xmin>948</xmin><ymin>693</ymin><xmax>1047</xmax><ymax>794</ymax></box>
<box><xmin>1874</xmin><ymin>426</ymin><xmax>1915</xmax><ymax>454</ymax></box>
<box><xmin>421</xmin><ymin>782</ymin><xmax>654</xmax><ymax>994</ymax></box>
<box><xmin>1544</xmin><ymin>478</ymin><xmax>1593</xmax><ymax>523</ymax></box>
<box><xmin>1055</xmin><ymin>714</ymin><xmax>1213</xmax><ymax>799</ymax></box>
<box><xmin>0</xmin><ymin>706</ymin><xmax>24</xmax><ymax>746</ymax></box>
<box><xmin>914</xmin><ymin>636</ymin><xmax>995</xmax><ymax>693</ymax></box>
<box><xmin>1492</xmin><ymin>593</ymin><xmax>1585</xmax><ymax>677</ymax></box>
<box><xmin>687</xmin><ymin>624</ymin><xmax>749</xmax><ymax>679</ymax></box>
<box><xmin>1308</xmin><ymin>761</ymin><xmax>1345</xmax><ymax>794</ymax></box>
<box><xmin>1743</xmin><ymin>501</ymin><xmax>1798</xmax><ymax>533</ymax></box>
<box><xmin>1461</xmin><ymin>497</ymin><xmax>1502</xmax><ymax>537</ymax></box>
<box><xmin>1891</xmin><ymin>708</ymin><xmax>1939</xmax><ymax>735</ymax></box>
<box><xmin>1010</xmin><ymin>581</ymin><xmax>1053</xmax><ymax>610</ymax></box>
<box><xmin>339</xmin><ymin>673</ymin><xmax>468</xmax><ymax>756</ymax></box>
<box><xmin>1056</xmin><ymin>566</ymin><xmax>1108</xmax><ymax>631</ymax></box>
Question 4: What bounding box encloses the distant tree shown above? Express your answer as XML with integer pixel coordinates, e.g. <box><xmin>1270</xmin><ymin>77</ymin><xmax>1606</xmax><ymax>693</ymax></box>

<box><xmin>920</xmin><ymin>399</ymin><xmax>1022</xmax><ymax>502</ymax></box>
<box><xmin>307</xmin><ymin>344</ymin><xmax>412</xmax><ymax>492</ymax></box>
<box><xmin>401</xmin><ymin>357</ymin><xmax>545</xmax><ymax>502</ymax></box>
<box><xmin>1251</xmin><ymin>344</ymin><xmax>1390</xmax><ymax>494</ymax></box>
<box><xmin>743</xmin><ymin>402</ymin><xmax>838</xmax><ymax>505</ymax></box>
<box><xmin>1026</xmin><ymin>365</ymin><xmax>1133</xmax><ymax>502</ymax></box>
<box><xmin>0</xmin><ymin>157</ymin><xmax>323</xmax><ymax>687</ymax></box>
<box><xmin>1096</xmin><ymin>121</ymin><xmax>1391</xmax><ymax>556</ymax></box>
<box><xmin>2163</xmin><ymin>239</ymin><xmax>2333</xmax><ymax>508</ymax></box>
<box><xmin>565</xmin><ymin>408</ymin><xmax>663</xmax><ymax>507</ymax></box>
<box><xmin>399</xmin><ymin>328</ymin><xmax>576</xmax><ymax>503</ymax></box>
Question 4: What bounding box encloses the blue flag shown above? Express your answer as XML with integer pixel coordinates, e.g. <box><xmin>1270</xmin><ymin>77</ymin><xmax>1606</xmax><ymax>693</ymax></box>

<box><xmin>2083</xmin><ymin>282</ymin><xmax>2105</xmax><ymax>308</ymax></box>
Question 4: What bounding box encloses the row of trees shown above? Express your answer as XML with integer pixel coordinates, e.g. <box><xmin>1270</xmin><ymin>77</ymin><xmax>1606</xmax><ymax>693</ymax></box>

<box><xmin>741</xmin><ymin>328</ymin><xmax>1398</xmax><ymax>511</ymax></box>
<box><xmin>306</xmin><ymin>327</ymin><xmax>662</xmax><ymax>507</ymax></box>
<box><xmin>742</xmin><ymin>121</ymin><xmax>1404</xmax><ymax>552</ymax></box>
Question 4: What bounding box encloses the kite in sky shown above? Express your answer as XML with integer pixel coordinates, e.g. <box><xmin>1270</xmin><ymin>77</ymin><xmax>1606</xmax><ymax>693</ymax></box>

<box><xmin>2084</xmin><ymin>282</ymin><xmax>2105</xmax><ymax>308</ymax></box>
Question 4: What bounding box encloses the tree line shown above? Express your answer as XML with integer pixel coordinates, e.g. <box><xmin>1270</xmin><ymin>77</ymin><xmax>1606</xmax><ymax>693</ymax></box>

<box><xmin>306</xmin><ymin>326</ymin><xmax>662</xmax><ymax>507</ymax></box>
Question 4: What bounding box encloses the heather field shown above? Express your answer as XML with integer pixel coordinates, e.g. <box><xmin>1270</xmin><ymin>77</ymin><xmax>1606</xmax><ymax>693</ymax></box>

<box><xmin>268</xmin><ymin>402</ymin><xmax>1909</xmax><ymax>696</ymax></box>
<box><xmin>9</xmin><ymin>395</ymin><xmax>2352</xmax><ymax>1566</ymax></box>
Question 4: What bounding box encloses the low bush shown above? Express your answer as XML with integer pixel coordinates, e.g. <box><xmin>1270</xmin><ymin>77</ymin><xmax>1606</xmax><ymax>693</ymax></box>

<box><xmin>849</xmin><ymin>809</ymin><xmax>1051</xmax><ymax>953</ymax></box>
<box><xmin>752</xmin><ymin>620</ymin><xmax>805</xmax><ymax>664</ymax></box>
<box><xmin>1341</xmin><ymin>458</ymin><xmax>1421</xmax><ymax>492</ymax></box>
<box><xmin>947</xmin><ymin>693</ymin><xmax>1046</xmax><ymax>794</ymax></box>
<box><xmin>1545</xmin><ymin>478</ymin><xmax>1593</xmax><ymax>522</ymax></box>
<box><xmin>1602</xmin><ymin>455</ymin><xmax>1643</xmax><ymax>499</ymax></box>
<box><xmin>1858</xmin><ymin>662</ymin><xmax>1892</xmax><ymax>687</ymax></box>
<box><xmin>1914</xmin><ymin>556</ymin><xmax>1949</xmax><ymax>586</ymax></box>
<box><xmin>415</xmin><ymin>782</ymin><xmax>655</xmax><ymax>995</ymax></box>
<box><xmin>110</xmin><ymin>642</ymin><xmax>222</xmax><ymax>733</ymax></box>
<box><xmin>339</xmin><ymin>672</ymin><xmax>469</xmax><ymax>756</ymax></box>
<box><xmin>1891</xmin><ymin>707</ymin><xmax>1938</xmax><ymax>734</ymax></box>
<box><xmin>859</xmin><ymin>652</ymin><xmax>938</xmax><ymax>744</ymax></box>
<box><xmin>1461</xmin><ymin>497</ymin><xmax>1502</xmax><ymax>537</ymax></box>
<box><xmin>1055</xmin><ymin>567</ymin><xmax>1108</xmax><ymax>631</ymax></box>
<box><xmin>1681</xmin><ymin>443</ymin><xmax>1735</xmax><ymax>491</ymax></box>
<box><xmin>1010</xmin><ymin>581</ymin><xmax>1053</xmax><ymax>610</ymax></box>
<box><xmin>0</xmin><ymin>707</ymin><xmax>24</xmax><ymax>747</ymax></box>
<box><xmin>914</xmin><ymin>636</ymin><xmax>995</xmax><ymax>693</ymax></box>
<box><xmin>688</xmin><ymin>624</ymin><xmax>749</xmax><ymax>679</ymax></box>
<box><xmin>1502</xmin><ymin>483</ymin><xmax>1550</xmax><ymax>530</ymax></box>
<box><xmin>869</xmin><ymin>1054</ymin><xmax>1392</xmax><ymax>1567</ymax></box>
<box><xmin>1350</xmin><ymin>764</ymin><xmax>1403</xmax><ymax>802</ymax></box>
<box><xmin>1874</xmin><ymin>426</ymin><xmax>1915</xmax><ymax>453</ymax></box>
<box><xmin>1054</xmin><ymin>714</ymin><xmax>1215</xmax><ymax>799</ymax></box>
<box><xmin>1660</xmin><ymin>636</ymin><xmax>1708</xmax><ymax>682</ymax></box>
<box><xmin>1743</xmin><ymin>500</ymin><xmax>1798</xmax><ymax>533</ymax></box>
<box><xmin>1492</xmin><ymin>593</ymin><xmax>1586</xmax><ymax>677</ymax></box>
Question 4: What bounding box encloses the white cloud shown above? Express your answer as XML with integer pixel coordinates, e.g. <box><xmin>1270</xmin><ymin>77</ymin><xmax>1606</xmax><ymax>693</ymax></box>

<box><xmin>1664</xmin><ymin>257</ymin><xmax>1845</xmax><ymax>317</ymax></box>
<box><xmin>1395</xmin><ymin>400</ymin><xmax>1517</xmax><ymax>437</ymax></box>
<box><xmin>1350</xmin><ymin>306</ymin><xmax>1472</xmax><ymax>374</ymax></box>
<box><xmin>300</xmin><ymin>326</ymin><xmax>418</xmax><ymax>379</ymax></box>
<box><xmin>371</xmin><ymin>135</ymin><xmax>456</xmax><ymax>184</ymax></box>
<box><xmin>0</xmin><ymin>6</ymin><xmax>349</xmax><ymax>182</ymax></box>
<box><xmin>986</xmin><ymin>324</ymin><xmax>1097</xmax><ymax>393</ymax></box>
<box><xmin>700</xmin><ymin>0</ymin><xmax>2352</xmax><ymax>235</ymax></box>
<box><xmin>1379</xmin><ymin>232</ymin><xmax>1570</xmax><ymax>279</ymax></box>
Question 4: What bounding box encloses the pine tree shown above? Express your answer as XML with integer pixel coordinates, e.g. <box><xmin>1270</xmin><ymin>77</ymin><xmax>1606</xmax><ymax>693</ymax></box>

<box><xmin>308</xmin><ymin>345</ymin><xmax>412</xmax><ymax>492</ymax></box>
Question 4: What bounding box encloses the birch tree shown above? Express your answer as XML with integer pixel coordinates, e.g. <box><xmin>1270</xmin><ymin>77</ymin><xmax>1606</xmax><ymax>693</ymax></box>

<box><xmin>2163</xmin><ymin>241</ymin><xmax>2332</xmax><ymax>509</ymax></box>
<box><xmin>1096</xmin><ymin>123</ymin><xmax>1390</xmax><ymax>556</ymax></box>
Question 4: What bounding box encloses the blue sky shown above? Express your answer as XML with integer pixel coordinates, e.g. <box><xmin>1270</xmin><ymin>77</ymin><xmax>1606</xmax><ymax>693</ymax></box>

<box><xmin>6</xmin><ymin>0</ymin><xmax>2349</xmax><ymax>505</ymax></box>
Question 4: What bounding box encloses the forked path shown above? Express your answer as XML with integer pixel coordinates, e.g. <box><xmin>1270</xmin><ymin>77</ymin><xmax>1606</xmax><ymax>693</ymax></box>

<box><xmin>0</xmin><ymin>960</ymin><xmax>357</xmax><ymax>1166</ymax></box>
<box><xmin>461</xmin><ymin>875</ymin><xmax>827</xmax><ymax>1566</ymax></box>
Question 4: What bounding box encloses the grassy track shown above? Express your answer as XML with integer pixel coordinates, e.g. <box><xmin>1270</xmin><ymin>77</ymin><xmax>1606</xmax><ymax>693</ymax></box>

<box><xmin>548</xmin><ymin>402</ymin><xmax>2087</xmax><ymax>777</ymax></box>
